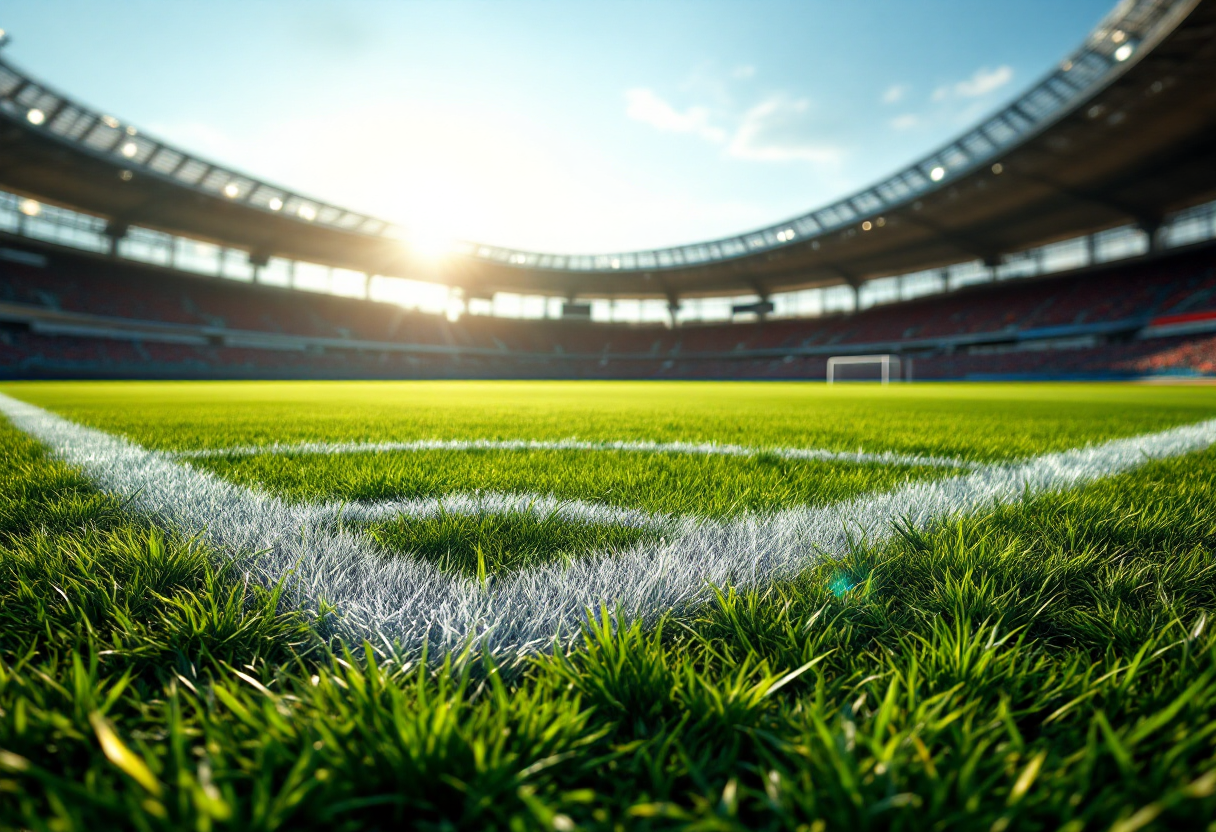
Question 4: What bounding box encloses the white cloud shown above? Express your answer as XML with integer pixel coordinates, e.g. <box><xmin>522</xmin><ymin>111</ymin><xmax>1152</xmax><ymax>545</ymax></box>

<box><xmin>625</xmin><ymin>84</ymin><xmax>840</xmax><ymax>168</ymax></box>
<box><xmin>933</xmin><ymin>65</ymin><xmax>1013</xmax><ymax>101</ymax></box>
<box><xmin>890</xmin><ymin>113</ymin><xmax>919</xmax><ymax>131</ymax></box>
<box><xmin>882</xmin><ymin>84</ymin><xmax>909</xmax><ymax>105</ymax></box>
<box><xmin>732</xmin><ymin>64</ymin><xmax>756</xmax><ymax>80</ymax></box>
<box><xmin>624</xmin><ymin>88</ymin><xmax>726</xmax><ymax>142</ymax></box>
<box><xmin>727</xmin><ymin>96</ymin><xmax>841</xmax><ymax>165</ymax></box>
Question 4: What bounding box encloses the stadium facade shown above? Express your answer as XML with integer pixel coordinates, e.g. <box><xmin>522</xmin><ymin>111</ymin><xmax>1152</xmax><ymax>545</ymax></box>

<box><xmin>1</xmin><ymin>0</ymin><xmax>1215</xmax><ymax>381</ymax></box>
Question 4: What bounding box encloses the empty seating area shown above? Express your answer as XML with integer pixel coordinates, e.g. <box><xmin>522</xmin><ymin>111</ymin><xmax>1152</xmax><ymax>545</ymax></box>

<box><xmin>1</xmin><ymin>241</ymin><xmax>1215</xmax><ymax>380</ymax></box>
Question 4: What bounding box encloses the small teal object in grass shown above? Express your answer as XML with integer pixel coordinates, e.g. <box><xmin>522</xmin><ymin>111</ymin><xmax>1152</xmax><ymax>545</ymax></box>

<box><xmin>828</xmin><ymin>573</ymin><xmax>856</xmax><ymax>597</ymax></box>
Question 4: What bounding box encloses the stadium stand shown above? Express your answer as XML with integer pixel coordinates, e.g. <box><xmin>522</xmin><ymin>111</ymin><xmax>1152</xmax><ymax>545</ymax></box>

<box><xmin>3</xmin><ymin>0</ymin><xmax>1214</xmax><ymax>384</ymax></box>
<box><xmin>2</xmin><ymin>238</ymin><xmax>1215</xmax><ymax>381</ymax></box>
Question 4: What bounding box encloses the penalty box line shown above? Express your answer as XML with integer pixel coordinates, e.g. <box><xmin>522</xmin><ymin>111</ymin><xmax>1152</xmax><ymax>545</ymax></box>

<box><xmin>2</xmin><ymin>391</ymin><xmax>1215</xmax><ymax>663</ymax></box>
<box><xmin>170</xmin><ymin>437</ymin><xmax>982</xmax><ymax>470</ymax></box>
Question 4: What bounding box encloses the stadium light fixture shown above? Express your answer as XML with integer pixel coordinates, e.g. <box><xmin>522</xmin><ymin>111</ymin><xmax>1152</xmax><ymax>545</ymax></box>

<box><xmin>19</xmin><ymin>198</ymin><xmax>41</xmax><ymax>217</ymax></box>
<box><xmin>876</xmin><ymin>217</ymin><xmax>886</xmax><ymax>227</ymax></box>
<box><xmin>119</xmin><ymin>170</ymin><xmax>133</xmax><ymax>181</ymax></box>
<box><xmin>268</xmin><ymin>197</ymin><xmax>283</xmax><ymax>211</ymax></box>
<box><xmin>223</xmin><ymin>183</ymin><xmax>240</xmax><ymax>199</ymax></box>
<box><xmin>991</xmin><ymin>162</ymin><xmax>1004</xmax><ymax>174</ymax></box>
<box><xmin>26</xmin><ymin>108</ymin><xmax>45</xmax><ymax>125</ymax></box>
<box><xmin>298</xmin><ymin>204</ymin><xmax>317</xmax><ymax>221</ymax></box>
<box><xmin>862</xmin><ymin>221</ymin><xmax>873</xmax><ymax>231</ymax></box>
<box><xmin>929</xmin><ymin>166</ymin><xmax>946</xmax><ymax>182</ymax></box>
<box><xmin>101</xmin><ymin>115</ymin><xmax>120</xmax><ymax>129</ymax></box>
<box><xmin>1114</xmin><ymin>43</ymin><xmax>1134</xmax><ymax>61</ymax></box>
<box><xmin>120</xmin><ymin>142</ymin><xmax>138</xmax><ymax>158</ymax></box>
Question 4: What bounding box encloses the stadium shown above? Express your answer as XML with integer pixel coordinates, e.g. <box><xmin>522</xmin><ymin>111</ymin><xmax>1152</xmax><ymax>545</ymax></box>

<box><xmin>1</xmin><ymin>0</ymin><xmax>1216</xmax><ymax>828</ymax></box>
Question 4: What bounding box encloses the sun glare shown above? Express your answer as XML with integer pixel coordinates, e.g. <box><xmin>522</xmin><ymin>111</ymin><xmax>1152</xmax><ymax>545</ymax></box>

<box><xmin>386</xmin><ymin>222</ymin><xmax>457</xmax><ymax>266</ymax></box>
<box><xmin>408</xmin><ymin>230</ymin><xmax>456</xmax><ymax>263</ymax></box>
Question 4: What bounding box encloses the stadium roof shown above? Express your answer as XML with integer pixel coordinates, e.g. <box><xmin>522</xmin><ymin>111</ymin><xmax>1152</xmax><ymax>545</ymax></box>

<box><xmin>1</xmin><ymin>0</ymin><xmax>1214</xmax><ymax>300</ymax></box>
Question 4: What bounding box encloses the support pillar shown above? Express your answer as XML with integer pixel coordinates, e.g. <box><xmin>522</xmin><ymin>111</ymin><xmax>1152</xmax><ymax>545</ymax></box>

<box><xmin>104</xmin><ymin>221</ymin><xmax>128</xmax><ymax>258</ymax></box>
<box><xmin>1139</xmin><ymin>217</ymin><xmax>1163</xmax><ymax>253</ymax></box>
<box><xmin>249</xmin><ymin>252</ymin><xmax>270</xmax><ymax>284</ymax></box>
<box><xmin>983</xmin><ymin>253</ymin><xmax>1001</xmax><ymax>282</ymax></box>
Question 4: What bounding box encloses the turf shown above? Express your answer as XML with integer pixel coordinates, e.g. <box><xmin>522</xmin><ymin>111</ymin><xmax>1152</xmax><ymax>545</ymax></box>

<box><xmin>8</xmin><ymin>380</ymin><xmax>1216</xmax><ymax>460</ymax></box>
<box><xmin>1</xmin><ymin>380</ymin><xmax>1216</xmax><ymax>830</ymax></box>
<box><xmin>364</xmin><ymin>510</ymin><xmax>655</xmax><ymax>578</ymax></box>
<box><xmin>193</xmin><ymin>448</ymin><xmax>951</xmax><ymax>519</ymax></box>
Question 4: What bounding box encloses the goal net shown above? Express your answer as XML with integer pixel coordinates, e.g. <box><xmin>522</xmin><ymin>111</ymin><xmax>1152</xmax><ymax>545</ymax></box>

<box><xmin>826</xmin><ymin>354</ymin><xmax>909</xmax><ymax>384</ymax></box>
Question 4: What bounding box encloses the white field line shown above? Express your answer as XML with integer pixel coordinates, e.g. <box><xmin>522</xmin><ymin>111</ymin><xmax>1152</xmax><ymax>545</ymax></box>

<box><xmin>3</xmin><ymin>390</ymin><xmax>1216</xmax><ymax>664</ymax></box>
<box><xmin>317</xmin><ymin>491</ymin><xmax>673</xmax><ymax>532</ymax></box>
<box><xmin>170</xmin><ymin>437</ymin><xmax>980</xmax><ymax>470</ymax></box>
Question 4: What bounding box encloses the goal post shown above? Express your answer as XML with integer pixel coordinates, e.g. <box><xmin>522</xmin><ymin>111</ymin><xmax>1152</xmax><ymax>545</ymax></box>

<box><xmin>826</xmin><ymin>353</ymin><xmax>909</xmax><ymax>385</ymax></box>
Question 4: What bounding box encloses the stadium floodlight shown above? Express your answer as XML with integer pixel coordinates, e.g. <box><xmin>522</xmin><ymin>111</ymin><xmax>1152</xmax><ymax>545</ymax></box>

<box><xmin>223</xmin><ymin>183</ymin><xmax>240</xmax><ymax>199</ymax></box>
<box><xmin>120</xmin><ymin>142</ymin><xmax>138</xmax><ymax>158</ymax></box>
<box><xmin>26</xmin><ymin>108</ymin><xmax>45</xmax><ymax>125</ymax></box>
<box><xmin>297</xmin><ymin>204</ymin><xmax>317</xmax><ymax>221</ymax></box>
<box><xmin>826</xmin><ymin>353</ymin><xmax>907</xmax><ymax>385</ymax></box>
<box><xmin>19</xmin><ymin>198</ymin><xmax>41</xmax><ymax>217</ymax></box>
<box><xmin>268</xmin><ymin>197</ymin><xmax>283</xmax><ymax>211</ymax></box>
<box><xmin>929</xmin><ymin>166</ymin><xmax>946</xmax><ymax>182</ymax></box>
<box><xmin>1114</xmin><ymin>43</ymin><xmax>1135</xmax><ymax>61</ymax></box>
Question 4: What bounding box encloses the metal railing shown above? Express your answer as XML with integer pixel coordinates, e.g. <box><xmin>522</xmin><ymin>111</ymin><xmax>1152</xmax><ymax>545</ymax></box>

<box><xmin>0</xmin><ymin>0</ymin><xmax>1186</xmax><ymax>275</ymax></box>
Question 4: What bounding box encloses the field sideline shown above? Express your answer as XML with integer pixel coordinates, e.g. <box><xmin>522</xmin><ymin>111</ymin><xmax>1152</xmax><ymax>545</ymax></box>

<box><xmin>1</xmin><ymin>380</ymin><xmax>1216</xmax><ymax>830</ymax></box>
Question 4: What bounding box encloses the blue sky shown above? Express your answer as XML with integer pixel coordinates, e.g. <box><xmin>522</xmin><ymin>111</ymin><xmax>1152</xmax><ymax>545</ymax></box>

<box><xmin>3</xmin><ymin>1</ymin><xmax>1114</xmax><ymax>254</ymax></box>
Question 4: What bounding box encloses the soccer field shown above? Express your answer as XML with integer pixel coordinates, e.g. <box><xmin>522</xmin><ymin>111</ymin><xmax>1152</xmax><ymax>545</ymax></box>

<box><xmin>2</xmin><ymin>380</ymin><xmax>1216</xmax><ymax>829</ymax></box>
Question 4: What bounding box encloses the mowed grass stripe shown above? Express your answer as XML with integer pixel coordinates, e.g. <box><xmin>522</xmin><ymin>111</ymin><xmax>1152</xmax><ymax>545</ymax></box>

<box><xmin>173</xmin><ymin>437</ymin><xmax>978</xmax><ymax>469</ymax></box>
<box><xmin>190</xmin><ymin>447</ymin><xmax>956</xmax><ymax>519</ymax></box>
<box><xmin>3</xmin><ymin>392</ymin><xmax>1216</xmax><ymax>828</ymax></box>
<box><xmin>8</xmin><ymin>379</ymin><xmax>1216</xmax><ymax>460</ymax></box>
<box><xmin>4</xmin><ymin>390</ymin><xmax>1216</xmax><ymax>665</ymax></box>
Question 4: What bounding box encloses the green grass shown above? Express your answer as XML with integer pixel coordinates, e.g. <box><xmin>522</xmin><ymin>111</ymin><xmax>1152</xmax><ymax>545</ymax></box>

<box><xmin>364</xmin><ymin>511</ymin><xmax>654</xmax><ymax>577</ymax></box>
<box><xmin>7</xmin><ymin>380</ymin><xmax>1216</xmax><ymax>460</ymax></box>
<box><xmin>1</xmin><ymin>380</ymin><xmax>1216</xmax><ymax>830</ymax></box>
<box><xmin>195</xmin><ymin>449</ymin><xmax>949</xmax><ymax>519</ymax></box>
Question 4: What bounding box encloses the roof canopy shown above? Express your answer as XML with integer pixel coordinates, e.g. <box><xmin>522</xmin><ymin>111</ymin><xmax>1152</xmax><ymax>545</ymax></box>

<box><xmin>1</xmin><ymin>0</ymin><xmax>1214</xmax><ymax>299</ymax></box>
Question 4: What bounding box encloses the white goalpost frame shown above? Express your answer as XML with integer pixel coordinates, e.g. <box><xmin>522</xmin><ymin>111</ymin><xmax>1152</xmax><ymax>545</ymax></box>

<box><xmin>826</xmin><ymin>353</ymin><xmax>906</xmax><ymax>385</ymax></box>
